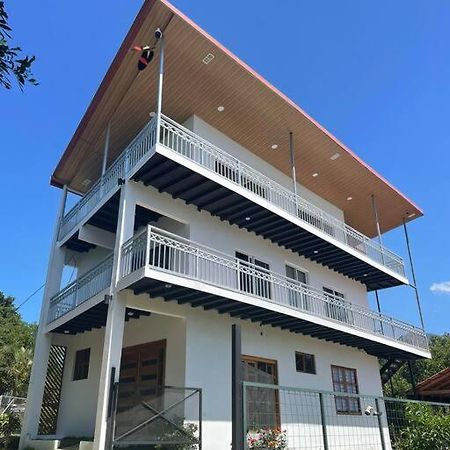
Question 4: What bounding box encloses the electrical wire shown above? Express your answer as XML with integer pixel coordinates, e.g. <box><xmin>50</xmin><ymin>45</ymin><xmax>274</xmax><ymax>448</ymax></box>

<box><xmin>14</xmin><ymin>283</ymin><xmax>45</xmax><ymax>311</ymax></box>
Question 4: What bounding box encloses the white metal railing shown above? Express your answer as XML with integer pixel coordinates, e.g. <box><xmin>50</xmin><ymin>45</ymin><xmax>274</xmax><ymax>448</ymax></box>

<box><xmin>159</xmin><ymin>114</ymin><xmax>406</xmax><ymax>277</ymax></box>
<box><xmin>58</xmin><ymin>117</ymin><xmax>158</xmax><ymax>240</ymax></box>
<box><xmin>47</xmin><ymin>254</ymin><xmax>114</xmax><ymax>323</ymax></box>
<box><xmin>58</xmin><ymin>112</ymin><xmax>405</xmax><ymax>278</ymax></box>
<box><xmin>120</xmin><ymin>226</ymin><xmax>428</xmax><ymax>352</ymax></box>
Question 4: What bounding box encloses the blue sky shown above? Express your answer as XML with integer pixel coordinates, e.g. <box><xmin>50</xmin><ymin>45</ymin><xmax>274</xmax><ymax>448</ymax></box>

<box><xmin>1</xmin><ymin>0</ymin><xmax>450</xmax><ymax>334</ymax></box>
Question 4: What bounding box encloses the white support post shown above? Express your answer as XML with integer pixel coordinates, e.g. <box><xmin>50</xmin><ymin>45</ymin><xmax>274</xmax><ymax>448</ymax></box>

<box><xmin>93</xmin><ymin>181</ymin><xmax>136</xmax><ymax>450</ymax></box>
<box><xmin>155</xmin><ymin>30</ymin><xmax>165</xmax><ymax>145</ymax></box>
<box><xmin>289</xmin><ymin>131</ymin><xmax>298</xmax><ymax>198</ymax></box>
<box><xmin>20</xmin><ymin>186</ymin><xmax>68</xmax><ymax>449</ymax></box>
<box><xmin>101</xmin><ymin>122</ymin><xmax>111</xmax><ymax>177</ymax></box>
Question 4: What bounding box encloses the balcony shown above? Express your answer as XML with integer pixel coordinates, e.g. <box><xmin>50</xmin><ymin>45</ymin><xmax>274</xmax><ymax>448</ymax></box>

<box><xmin>116</xmin><ymin>226</ymin><xmax>428</xmax><ymax>359</ymax></box>
<box><xmin>48</xmin><ymin>255</ymin><xmax>114</xmax><ymax>323</ymax></box>
<box><xmin>57</xmin><ymin>113</ymin><xmax>407</xmax><ymax>290</ymax></box>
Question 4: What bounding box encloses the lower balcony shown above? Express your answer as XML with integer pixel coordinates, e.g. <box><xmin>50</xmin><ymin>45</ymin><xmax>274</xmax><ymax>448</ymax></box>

<box><xmin>114</xmin><ymin>226</ymin><xmax>428</xmax><ymax>360</ymax></box>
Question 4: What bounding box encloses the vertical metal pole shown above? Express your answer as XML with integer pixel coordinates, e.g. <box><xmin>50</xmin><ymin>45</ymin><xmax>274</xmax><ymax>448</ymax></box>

<box><xmin>232</xmin><ymin>324</ymin><xmax>244</xmax><ymax>450</ymax></box>
<box><xmin>375</xmin><ymin>290</ymin><xmax>384</xmax><ymax>334</ymax></box>
<box><xmin>403</xmin><ymin>219</ymin><xmax>426</xmax><ymax>330</ymax></box>
<box><xmin>375</xmin><ymin>398</ymin><xmax>387</xmax><ymax>450</ymax></box>
<box><xmin>371</xmin><ymin>194</ymin><xmax>385</xmax><ymax>264</ymax></box>
<box><xmin>319</xmin><ymin>393</ymin><xmax>329</xmax><ymax>450</ymax></box>
<box><xmin>155</xmin><ymin>30</ymin><xmax>165</xmax><ymax>144</ymax></box>
<box><xmin>289</xmin><ymin>131</ymin><xmax>298</xmax><ymax>197</ymax></box>
<box><xmin>408</xmin><ymin>360</ymin><xmax>417</xmax><ymax>397</ymax></box>
<box><xmin>101</xmin><ymin>122</ymin><xmax>111</xmax><ymax>176</ymax></box>
<box><xmin>198</xmin><ymin>388</ymin><xmax>203</xmax><ymax>450</ymax></box>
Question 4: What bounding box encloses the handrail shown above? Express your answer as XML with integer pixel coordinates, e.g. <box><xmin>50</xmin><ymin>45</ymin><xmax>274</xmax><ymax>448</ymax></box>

<box><xmin>47</xmin><ymin>254</ymin><xmax>114</xmax><ymax>323</ymax></box>
<box><xmin>120</xmin><ymin>226</ymin><xmax>428</xmax><ymax>352</ymax></box>
<box><xmin>58</xmin><ymin>117</ymin><xmax>158</xmax><ymax>241</ymax></box>
<box><xmin>159</xmin><ymin>114</ymin><xmax>405</xmax><ymax>278</ymax></box>
<box><xmin>57</xmin><ymin>112</ymin><xmax>405</xmax><ymax>279</ymax></box>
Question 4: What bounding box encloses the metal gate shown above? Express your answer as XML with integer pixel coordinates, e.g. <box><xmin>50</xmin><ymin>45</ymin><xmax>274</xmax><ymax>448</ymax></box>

<box><xmin>109</xmin><ymin>382</ymin><xmax>202</xmax><ymax>449</ymax></box>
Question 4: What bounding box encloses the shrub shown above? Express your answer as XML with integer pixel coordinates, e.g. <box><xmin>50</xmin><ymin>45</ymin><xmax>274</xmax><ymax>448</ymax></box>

<box><xmin>0</xmin><ymin>412</ymin><xmax>21</xmax><ymax>449</ymax></box>
<box><xmin>395</xmin><ymin>403</ymin><xmax>450</xmax><ymax>450</ymax></box>
<box><xmin>247</xmin><ymin>427</ymin><xmax>287</xmax><ymax>450</ymax></box>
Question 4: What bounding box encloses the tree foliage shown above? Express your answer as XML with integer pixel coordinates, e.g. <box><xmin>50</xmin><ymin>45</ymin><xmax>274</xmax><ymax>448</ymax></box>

<box><xmin>383</xmin><ymin>334</ymin><xmax>450</xmax><ymax>397</ymax></box>
<box><xmin>0</xmin><ymin>1</ymin><xmax>37</xmax><ymax>90</ymax></box>
<box><xmin>395</xmin><ymin>403</ymin><xmax>450</xmax><ymax>450</ymax></box>
<box><xmin>0</xmin><ymin>292</ymin><xmax>37</xmax><ymax>396</ymax></box>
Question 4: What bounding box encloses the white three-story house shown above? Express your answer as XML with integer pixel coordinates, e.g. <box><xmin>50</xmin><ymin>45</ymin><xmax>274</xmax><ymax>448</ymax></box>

<box><xmin>20</xmin><ymin>1</ymin><xmax>430</xmax><ymax>449</ymax></box>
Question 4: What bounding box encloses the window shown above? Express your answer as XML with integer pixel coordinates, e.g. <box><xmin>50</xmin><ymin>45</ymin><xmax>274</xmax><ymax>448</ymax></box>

<box><xmin>323</xmin><ymin>287</ymin><xmax>354</xmax><ymax>325</ymax></box>
<box><xmin>331</xmin><ymin>365</ymin><xmax>361</xmax><ymax>414</ymax></box>
<box><xmin>286</xmin><ymin>265</ymin><xmax>309</xmax><ymax>310</ymax></box>
<box><xmin>295</xmin><ymin>352</ymin><xmax>316</xmax><ymax>374</ymax></box>
<box><xmin>242</xmin><ymin>356</ymin><xmax>279</xmax><ymax>429</ymax></box>
<box><xmin>73</xmin><ymin>348</ymin><xmax>90</xmax><ymax>381</ymax></box>
<box><xmin>236</xmin><ymin>252</ymin><xmax>271</xmax><ymax>299</ymax></box>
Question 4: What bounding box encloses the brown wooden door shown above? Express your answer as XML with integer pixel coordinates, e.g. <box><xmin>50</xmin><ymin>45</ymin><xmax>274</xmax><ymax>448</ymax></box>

<box><xmin>242</xmin><ymin>355</ymin><xmax>280</xmax><ymax>430</ymax></box>
<box><xmin>118</xmin><ymin>340</ymin><xmax>166</xmax><ymax>414</ymax></box>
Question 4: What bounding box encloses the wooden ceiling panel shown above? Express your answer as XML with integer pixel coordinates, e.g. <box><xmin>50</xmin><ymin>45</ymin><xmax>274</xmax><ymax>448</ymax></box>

<box><xmin>52</xmin><ymin>0</ymin><xmax>422</xmax><ymax>237</ymax></box>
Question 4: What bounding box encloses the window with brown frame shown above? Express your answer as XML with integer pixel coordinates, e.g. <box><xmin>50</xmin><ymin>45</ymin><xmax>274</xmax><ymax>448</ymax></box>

<box><xmin>73</xmin><ymin>348</ymin><xmax>90</xmax><ymax>381</ymax></box>
<box><xmin>331</xmin><ymin>365</ymin><xmax>361</xmax><ymax>414</ymax></box>
<box><xmin>295</xmin><ymin>352</ymin><xmax>316</xmax><ymax>374</ymax></box>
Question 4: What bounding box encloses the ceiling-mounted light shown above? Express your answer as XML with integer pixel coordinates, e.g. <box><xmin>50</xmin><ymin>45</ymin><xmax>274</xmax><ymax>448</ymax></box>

<box><xmin>127</xmin><ymin>311</ymin><xmax>134</xmax><ymax>316</ymax></box>
<box><xmin>165</xmin><ymin>284</ymin><xmax>172</xmax><ymax>289</ymax></box>
<box><xmin>312</xmin><ymin>172</ymin><xmax>319</xmax><ymax>177</ymax></box>
<box><xmin>271</xmin><ymin>144</ymin><xmax>278</xmax><ymax>150</ymax></box>
<box><xmin>64</xmin><ymin>330</ymin><xmax>70</xmax><ymax>334</ymax></box>
<box><xmin>407</xmin><ymin>213</ymin><xmax>416</xmax><ymax>218</ymax></box>
<box><xmin>347</xmin><ymin>196</ymin><xmax>353</xmax><ymax>201</ymax></box>
<box><xmin>313</xmin><ymin>250</ymin><xmax>319</xmax><ymax>254</ymax></box>
<box><xmin>245</xmin><ymin>216</ymin><xmax>251</xmax><ymax>221</ymax></box>
<box><xmin>330</xmin><ymin>153</ymin><xmax>341</xmax><ymax>161</ymax></box>
<box><xmin>217</xmin><ymin>105</ymin><xmax>225</xmax><ymax>112</ymax></box>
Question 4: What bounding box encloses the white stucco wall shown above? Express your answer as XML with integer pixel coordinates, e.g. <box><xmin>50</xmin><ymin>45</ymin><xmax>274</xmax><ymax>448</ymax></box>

<box><xmin>51</xmin><ymin>312</ymin><xmax>186</xmax><ymax>438</ymax></box>
<box><xmin>130</xmin><ymin>182</ymin><xmax>368</xmax><ymax>308</ymax></box>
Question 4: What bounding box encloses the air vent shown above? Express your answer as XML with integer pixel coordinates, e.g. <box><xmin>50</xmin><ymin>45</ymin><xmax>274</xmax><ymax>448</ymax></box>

<box><xmin>202</xmin><ymin>53</ymin><xmax>215</xmax><ymax>64</ymax></box>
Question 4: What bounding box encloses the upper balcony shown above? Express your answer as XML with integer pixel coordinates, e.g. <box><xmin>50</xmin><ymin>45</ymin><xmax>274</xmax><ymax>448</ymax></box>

<box><xmin>58</xmin><ymin>114</ymin><xmax>407</xmax><ymax>291</ymax></box>
<box><xmin>48</xmin><ymin>226</ymin><xmax>428</xmax><ymax>359</ymax></box>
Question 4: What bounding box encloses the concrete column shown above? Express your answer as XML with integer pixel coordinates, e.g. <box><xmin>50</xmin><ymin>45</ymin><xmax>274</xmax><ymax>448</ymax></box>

<box><xmin>93</xmin><ymin>182</ymin><xmax>136</xmax><ymax>450</ymax></box>
<box><xmin>20</xmin><ymin>187</ymin><xmax>68</xmax><ymax>448</ymax></box>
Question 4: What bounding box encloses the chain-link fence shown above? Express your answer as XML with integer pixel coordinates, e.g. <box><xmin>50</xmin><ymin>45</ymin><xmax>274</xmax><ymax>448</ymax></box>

<box><xmin>243</xmin><ymin>382</ymin><xmax>450</xmax><ymax>450</ymax></box>
<box><xmin>0</xmin><ymin>395</ymin><xmax>26</xmax><ymax>420</ymax></box>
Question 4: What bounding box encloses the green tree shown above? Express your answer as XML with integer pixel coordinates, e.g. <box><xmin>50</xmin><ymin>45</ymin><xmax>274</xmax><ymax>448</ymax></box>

<box><xmin>0</xmin><ymin>1</ymin><xmax>37</xmax><ymax>90</ymax></box>
<box><xmin>0</xmin><ymin>292</ymin><xmax>37</xmax><ymax>396</ymax></box>
<box><xmin>383</xmin><ymin>334</ymin><xmax>450</xmax><ymax>397</ymax></box>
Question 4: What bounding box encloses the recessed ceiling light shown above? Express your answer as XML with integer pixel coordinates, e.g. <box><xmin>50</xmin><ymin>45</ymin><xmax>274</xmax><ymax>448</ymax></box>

<box><xmin>245</xmin><ymin>216</ymin><xmax>251</xmax><ymax>221</ymax></box>
<box><xmin>312</xmin><ymin>172</ymin><xmax>319</xmax><ymax>177</ymax></box>
<box><xmin>347</xmin><ymin>196</ymin><xmax>353</xmax><ymax>201</ymax></box>
<box><xmin>217</xmin><ymin>105</ymin><xmax>225</xmax><ymax>112</ymax></box>
<box><xmin>271</xmin><ymin>144</ymin><xmax>278</xmax><ymax>150</ymax></box>
<box><xmin>313</xmin><ymin>250</ymin><xmax>319</xmax><ymax>254</ymax></box>
<box><xmin>149</xmin><ymin>111</ymin><xmax>156</xmax><ymax>117</ymax></box>
<box><xmin>202</xmin><ymin>53</ymin><xmax>215</xmax><ymax>64</ymax></box>
<box><xmin>363</xmin><ymin>273</ymin><xmax>368</xmax><ymax>277</ymax></box>
<box><xmin>127</xmin><ymin>311</ymin><xmax>134</xmax><ymax>316</ymax></box>
<box><xmin>330</xmin><ymin>153</ymin><xmax>341</xmax><ymax>161</ymax></box>
<box><xmin>165</xmin><ymin>283</ymin><xmax>172</xmax><ymax>289</ymax></box>
<box><xmin>82</xmin><ymin>179</ymin><xmax>92</xmax><ymax>187</ymax></box>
